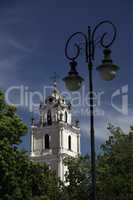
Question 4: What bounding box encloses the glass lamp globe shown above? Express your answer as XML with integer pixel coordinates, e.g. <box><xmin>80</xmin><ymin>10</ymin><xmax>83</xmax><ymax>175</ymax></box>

<box><xmin>63</xmin><ymin>60</ymin><xmax>84</xmax><ymax>91</ymax></box>
<box><xmin>97</xmin><ymin>48</ymin><xmax>119</xmax><ymax>81</ymax></box>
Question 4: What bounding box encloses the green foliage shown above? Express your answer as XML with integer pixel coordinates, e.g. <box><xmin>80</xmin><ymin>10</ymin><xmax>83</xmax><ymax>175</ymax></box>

<box><xmin>97</xmin><ymin>124</ymin><xmax>133</xmax><ymax>200</ymax></box>
<box><xmin>62</xmin><ymin>124</ymin><xmax>133</xmax><ymax>200</ymax></box>
<box><xmin>0</xmin><ymin>139</ymin><xmax>61</xmax><ymax>200</ymax></box>
<box><xmin>62</xmin><ymin>156</ymin><xmax>91</xmax><ymax>200</ymax></box>
<box><xmin>0</xmin><ymin>90</ymin><xmax>27</xmax><ymax>145</ymax></box>
<box><xmin>0</xmin><ymin>91</ymin><xmax>61</xmax><ymax>200</ymax></box>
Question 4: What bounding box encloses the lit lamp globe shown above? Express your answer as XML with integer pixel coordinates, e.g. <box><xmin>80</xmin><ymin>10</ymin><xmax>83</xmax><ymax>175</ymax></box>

<box><xmin>97</xmin><ymin>48</ymin><xmax>119</xmax><ymax>81</ymax></box>
<box><xmin>63</xmin><ymin>60</ymin><xmax>84</xmax><ymax>91</ymax></box>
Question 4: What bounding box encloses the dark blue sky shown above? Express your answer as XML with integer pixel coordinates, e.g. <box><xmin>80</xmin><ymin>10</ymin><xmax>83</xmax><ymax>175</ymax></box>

<box><xmin>0</xmin><ymin>0</ymin><xmax>132</xmax><ymax>154</ymax></box>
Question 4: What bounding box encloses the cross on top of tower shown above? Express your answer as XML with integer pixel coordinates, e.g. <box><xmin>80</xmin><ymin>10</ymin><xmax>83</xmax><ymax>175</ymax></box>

<box><xmin>50</xmin><ymin>72</ymin><xmax>60</xmax><ymax>88</ymax></box>
<box><xmin>50</xmin><ymin>72</ymin><xmax>61</xmax><ymax>99</ymax></box>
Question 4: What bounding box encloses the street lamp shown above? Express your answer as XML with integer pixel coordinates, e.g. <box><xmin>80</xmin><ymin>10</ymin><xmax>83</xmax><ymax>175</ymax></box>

<box><xmin>63</xmin><ymin>60</ymin><xmax>84</xmax><ymax>91</ymax></box>
<box><xmin>63</xmin><ymin>21</ymin><xmax>119</xmax><ymax>200</ymax></box>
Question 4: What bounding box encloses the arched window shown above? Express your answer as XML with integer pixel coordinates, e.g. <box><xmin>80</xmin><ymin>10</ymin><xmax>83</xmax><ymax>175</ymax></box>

<box><xmin>45</xmin><ymin>134</ymin><xmax>50</xmax><ymax>149</ymax></box>
<box><xmin>68</xmin><ymin>135</ymin><xmax>71</xmax><ymax>150</ymax></box>
<box><xmin>47</xmin><ymin>110</ymin><xmax>52</xmax><ymax>125</ymax></box>
<box><xmin>60</xmin><ymin>113</ymin><xmax>63</xmax><ymax>121</ymax></box>
<box><xmin>65</xmin><ymin>111</ymin><xmax>68</xmax><ymax>123</ymax></box>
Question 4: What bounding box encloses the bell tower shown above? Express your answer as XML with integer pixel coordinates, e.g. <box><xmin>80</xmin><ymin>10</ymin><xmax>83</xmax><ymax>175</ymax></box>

<box><xmin>30</xmin><ymin>84</ymin><xmax>80</xmax><ymax>181</ymax></box>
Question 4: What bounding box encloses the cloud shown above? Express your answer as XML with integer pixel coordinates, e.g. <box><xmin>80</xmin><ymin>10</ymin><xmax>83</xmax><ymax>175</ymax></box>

<box><xmin>8</xmin><ymin>39</ymin><xmax>33</xmax><ymax>53</ymax></box>
<box><xmin>0</xmin><ymin>58</ymin><xmax>19</xmax><ymax>88</ymax></box>
<box><xmin>80</xmin><ymin>110</ymin><xmax>133</xmax><ymax>143</ymax></box>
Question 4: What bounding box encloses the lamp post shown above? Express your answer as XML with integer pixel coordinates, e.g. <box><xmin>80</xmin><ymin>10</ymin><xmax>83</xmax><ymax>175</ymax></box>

<box><xmin>63</xmin><ymin>21</ymin><xmax>119</xmax><ymax>200</ymax></box>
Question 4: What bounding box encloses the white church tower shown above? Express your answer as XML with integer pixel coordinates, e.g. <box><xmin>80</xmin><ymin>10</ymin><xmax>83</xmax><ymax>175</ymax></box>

<box><xmin>30</xmin><ymin>84</ymin><xmax>80</xmax><ymax>181</ymax></box>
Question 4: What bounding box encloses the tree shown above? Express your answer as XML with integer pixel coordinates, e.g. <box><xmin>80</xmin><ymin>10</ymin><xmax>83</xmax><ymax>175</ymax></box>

<box><xmin>62</xmin><ymin>156</ymin><xmax>91</xmax><ymax>200</ymax></box>
<box><xmin>63</xmin><ymin>124</ymin><xmax>133</xmax><ymax>200</ymax></box>
<box><xmin>0</xmin><ymin>90</ymin><xmax>27</xmax><ymax>145</ymax></box>
<box><xmin>97</xmin><ymin>124</ymin><xmax>133</xmax><ymax>200</ymax></box>
<box><xmin>0</xmin><ymin>91</ymin><xmax>61</xmax><ymax>200</ymax></box>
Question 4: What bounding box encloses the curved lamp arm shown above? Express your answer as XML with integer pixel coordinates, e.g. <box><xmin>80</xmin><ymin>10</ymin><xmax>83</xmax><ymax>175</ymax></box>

<box><xmin>65</xmin><ymin>21</ymin><xmax>117</xmax><ymax>63</ymax></box>
<box><xmin>65</xmin><ymin>32</ymin><xmax>88</xmax><ymax>62</ymax></box>
<box><xmin>91</xmin><ymin>20</ymin><xmax>117</xmax><ymax>59</ymax></box>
